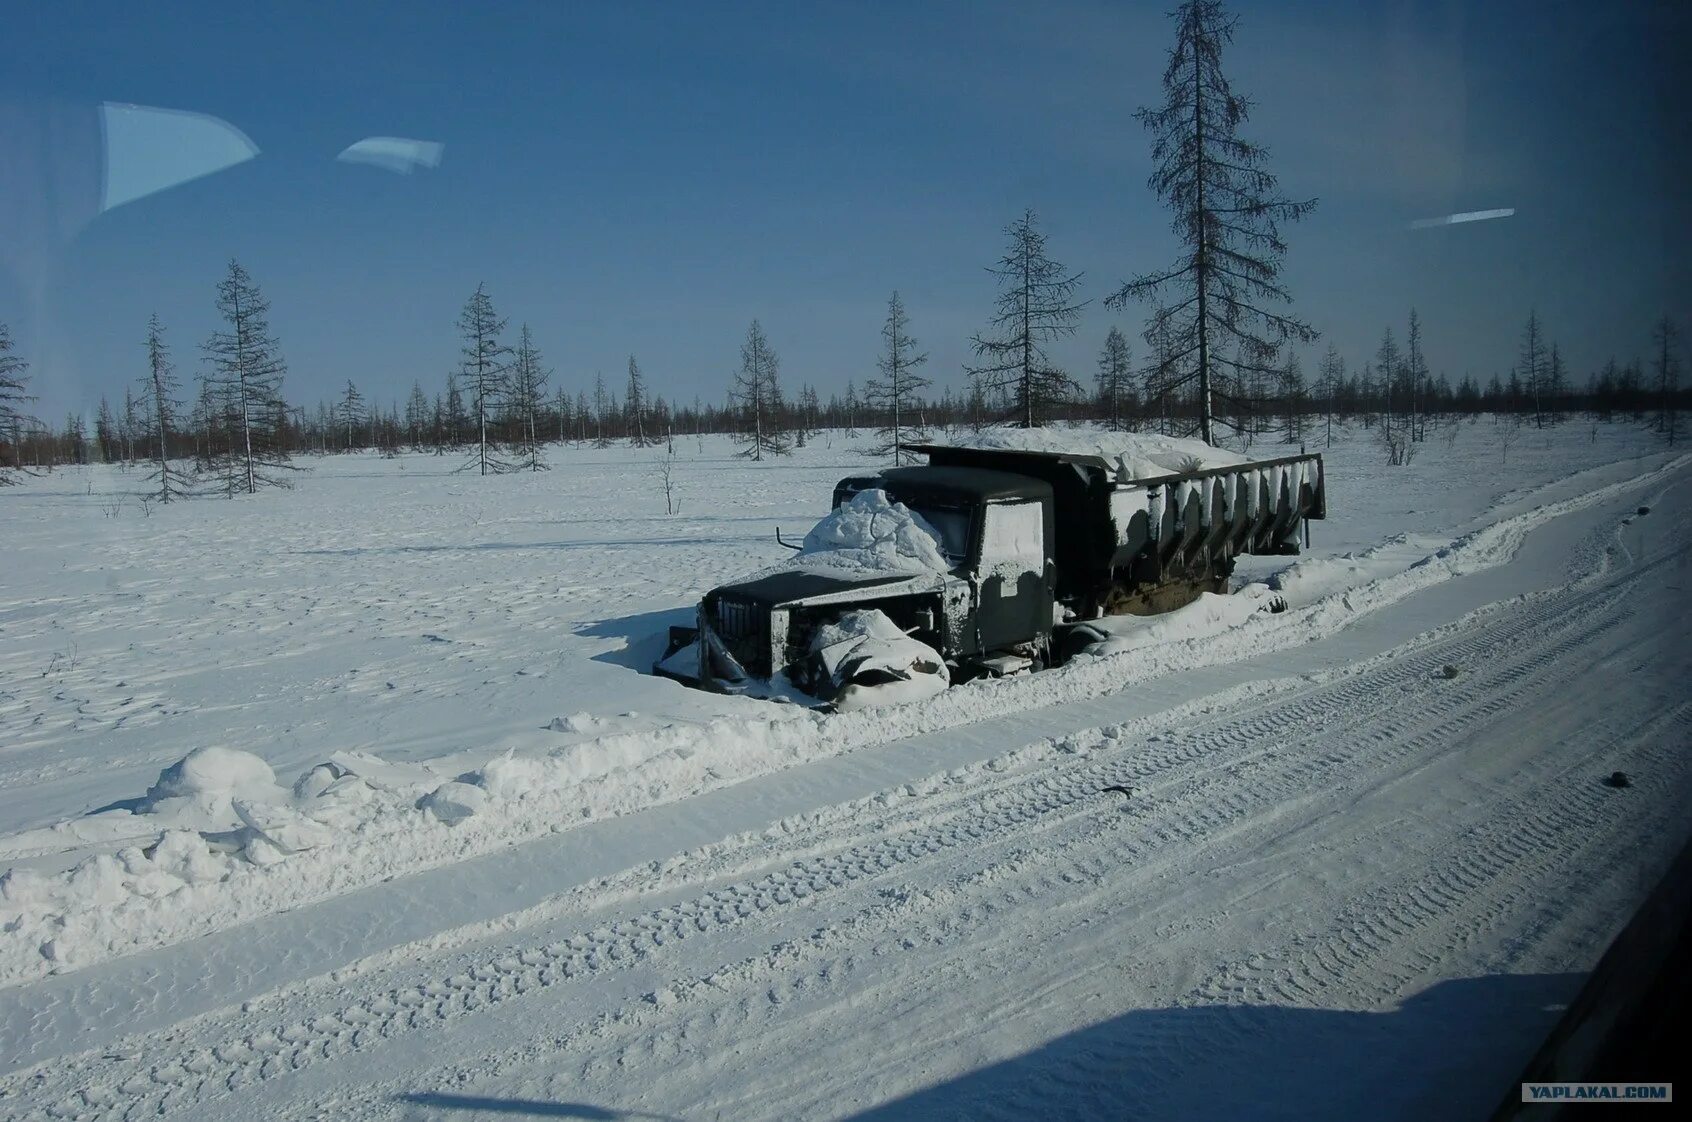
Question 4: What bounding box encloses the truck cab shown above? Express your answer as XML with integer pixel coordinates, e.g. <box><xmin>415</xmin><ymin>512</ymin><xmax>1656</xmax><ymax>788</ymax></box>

<box><xmin>831</xmin><ymin>466</ymin><xmax>1056</xmax><ymax>662</ymax></box>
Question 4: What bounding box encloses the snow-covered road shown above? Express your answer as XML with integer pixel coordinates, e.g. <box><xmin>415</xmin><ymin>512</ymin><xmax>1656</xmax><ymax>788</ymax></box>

<box><xmin>2</xmin><ymin>429</ymin><xmax>1688</xmax><ymax>1120</ymax></box>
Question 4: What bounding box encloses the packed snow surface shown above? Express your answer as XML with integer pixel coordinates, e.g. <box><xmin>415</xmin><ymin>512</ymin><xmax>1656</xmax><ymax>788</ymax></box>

<box><xmin>940</xmin><ymin>427</ymin><xmax>1251</xmax><ymax>480</ymax></box>
<box><xmin>0</xmin><ymin>422</ymin><xmax>1688</xmax><ymax>1121</ymax></box>
<box><xmin>787</xmin><ymin>487</ymin><xmax>952</xmax><ymax>576</ymax></box>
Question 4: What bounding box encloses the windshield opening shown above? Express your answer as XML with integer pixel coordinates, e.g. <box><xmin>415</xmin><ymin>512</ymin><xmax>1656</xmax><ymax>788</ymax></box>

<box><xmin>904</xmin><ymin>504</ymin><xmax>972</xmax><ymax>566</ymax></box>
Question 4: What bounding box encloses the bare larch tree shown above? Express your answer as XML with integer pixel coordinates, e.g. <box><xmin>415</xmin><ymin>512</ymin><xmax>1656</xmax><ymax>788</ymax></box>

<box><xmin>1316</xmin><ymin>343</ymin><xmax>1344</xmax><ymax>447</ymax></box>
<box><xmin>1374</xmin><ymin>327</ymin><xmax>1411</xmax><ymax>464</ymax></box>
<box><xmin>1108</xmin><ymin>0</ymin><xmax>1316</xmax><ymax>445</ymax></box>
<box><xmin>457</xmin><ymin>283</ymin><xmax>512</xmax><ymax>475</ymax></box>
<box><xmin>967</xmin><ymin>210</ymin><xmax>1086</xmax><ymax>428</ymax></box>
<box><xmin>864</xmin><ymin>291</ymin><xmax>931</xmax><ymax>463</ymax></box>
<box><xmin>141</xmin><ymin>313</ymin><xmax>187</xmax><ymax>501</ymax></box>
<box><xmin>0</xmin><ymin>322</ymin><xmax>33</xmax><ymax>483</ymax></box>
<box><xmin>626</xmin><ymin>355</ymin><xmax>656</xmax><ymax>446</ymax></box>
<box><xmin>1519</xmin><ymin>310</ymin><xmax>1546</xmax><ymax>429</ymax></box>
<box><xmin>1279</xmin><ymin>351</ymin><xmax>1306</xmax><ymax>443</ymax></box>
<box><xmin>1406</xmin><ymin>308</ymin><xmax>1427</xmax><ymax>442</ymax></box>
<box><xmin>1096</xmin><ymin>326</ymin><xmax>1134</xmax><ymax>431</ymax></box>
<box><xmin>202</xmin><ymin>259</ymin><xmax>292</xmax><ymax>495</ymax></box>
<box><xmin>507</xmin><ymin>323</ymin><xmax>550</xmax><ymax>471</ymax></box>
<box><xmin>1655</xmin><ymin>315</ymin><xmax>1681</xmax><ymax>444</ymax></box>
<box><xmin>591</xmin><ymin>372</ymin><xmax>611</xmax><ymax>447</ymax></box>
<box><xmin>404</xmin><ymin>381</ymin><xmax>429</xmax><ymax>450</ymax></box>
<box><xmin>732</xmin><ymin>319</ymin><xmax>789</xmax><ymax>460</ymax></box>
<box><xmin>338</xmin><ymin>380</ymin><xmax>365</xmax><ymax>451</ymax></box>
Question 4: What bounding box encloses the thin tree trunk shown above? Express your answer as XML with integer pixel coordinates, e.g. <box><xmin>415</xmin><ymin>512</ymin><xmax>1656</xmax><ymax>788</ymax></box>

<box><xmin>151</xmin><ymin>360</ymin><xmax>170</xmax><ymax>500</ymax></box>
<box><xmin>233</xmin><ymin>287</ymin><xmax>255</xmax><ymax>495</ymax></box>
<box><xmin>1193</xmin><ymin>23</ymin><xmax>1213</xmax><ymax>446</ymax></box>
<box><xmin>1021</xmin><ymin>249</ymin><xmax>1033</xmax><ymax>428</ymax></box>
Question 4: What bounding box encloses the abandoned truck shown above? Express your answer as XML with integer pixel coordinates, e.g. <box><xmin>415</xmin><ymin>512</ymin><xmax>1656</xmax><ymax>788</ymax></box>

<box><xmin>655</xmin><ymin>438</ymin><xmax>1327</xmax><ymax>709</ymax></box>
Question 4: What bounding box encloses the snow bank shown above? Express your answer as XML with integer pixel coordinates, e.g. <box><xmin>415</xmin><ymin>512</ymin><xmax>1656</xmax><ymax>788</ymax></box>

<box><xmin>943</xmin><ymin>428</ymin><xmax>1250</xmax><ymax>481</ymax></box>
<box><xmin>1267</xmin><ymin>534</ymin><xmax>1444</xmax><ymax>607</ymax></box>
<box><xmin>0</xmin><ymin>748</ymin><xmax>443</xmax><ymax>980</ymax></box>
<box><xmin>785</xmin><ymin>489</ymin><xmax>951</xmax><ymax>576</ymax></box>
<box><xmin>1073</xmin><ymin>585</ymin><xmax>1284</xmax><ymax>657</ymax></box>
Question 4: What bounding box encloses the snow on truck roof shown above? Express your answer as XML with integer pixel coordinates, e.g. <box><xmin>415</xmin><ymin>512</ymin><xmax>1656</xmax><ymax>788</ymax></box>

<box><xmin>913</xmin><ymin>429</ymin><xmax>1251</xmax><ymax>482</ymax></box>
<box><xmin>867</xmin><ymin>465</ymin><xmax>1052</xmax><ymax>503</ymax></box>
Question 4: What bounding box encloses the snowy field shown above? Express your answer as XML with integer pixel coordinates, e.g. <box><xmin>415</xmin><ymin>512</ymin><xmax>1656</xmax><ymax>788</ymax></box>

<box><xmin>2</xmin><ymin>419</ymin><xmax>1689</xmax><ymax>1120</ymax></box>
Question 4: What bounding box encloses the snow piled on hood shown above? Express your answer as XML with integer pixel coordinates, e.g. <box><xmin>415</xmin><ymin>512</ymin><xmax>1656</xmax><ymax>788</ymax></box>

<box><xmin>809</xmin><ymin>609</ymin><xmax>949</xmax><ymax>712</ymax></box>
<box><xmin>783</xmin><ymin>489</ymin><xmax>952</xmax><ymax>577</ymax></box>
<box><xmin>939</xmin><ymin>428</ymin><xmax>1251</xmax><ymax>481</ymax></box>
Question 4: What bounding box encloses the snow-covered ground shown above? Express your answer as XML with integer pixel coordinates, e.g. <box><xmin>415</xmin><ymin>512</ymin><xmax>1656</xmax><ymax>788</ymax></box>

<box><xmin>1</xmin><ymin>419</ymin><xmax>1687</xmax><ymax>1120</ymax></box>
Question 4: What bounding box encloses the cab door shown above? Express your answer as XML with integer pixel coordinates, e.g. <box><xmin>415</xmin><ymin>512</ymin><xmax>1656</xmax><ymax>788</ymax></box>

<box><xmin>974</xmin><ymin>499</ymin><xmax>1053</xmax><ymax>651</ymax></box>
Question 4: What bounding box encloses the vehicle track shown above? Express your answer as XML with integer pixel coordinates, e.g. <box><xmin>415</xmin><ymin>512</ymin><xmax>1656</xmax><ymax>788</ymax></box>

<box><xmin>958</xmin><ymin>701</ymin><xmax>1692</xmax><ymax>1122</ymax></box>
<box><xmin>5</xmin><ymin>547</ymin><xmax>1652</xmax><ymax>1122</ymax></box>
<box><xmin>329</xmin><ymin>659</ymin><xmax>1692</xmax><ymax>1122</ymax></box>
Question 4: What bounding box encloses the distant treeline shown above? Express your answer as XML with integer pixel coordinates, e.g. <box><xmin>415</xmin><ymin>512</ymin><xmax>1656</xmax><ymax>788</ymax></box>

<box><xmin>0</xmin><ymin>298</ymin><xmax>1686</xmax><ymax>482</ymax></box>
<box><xmin>2</xmin><ymin>325</ymin><xmax>1683</xmax><ymax>477</ymax></box>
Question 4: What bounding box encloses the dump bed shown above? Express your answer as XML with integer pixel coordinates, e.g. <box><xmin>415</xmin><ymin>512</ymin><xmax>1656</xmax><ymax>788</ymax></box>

<box><xmin>909</xmin><ymin>442</ymin><xmax>1325</xmax><ymax>605</ymax></box>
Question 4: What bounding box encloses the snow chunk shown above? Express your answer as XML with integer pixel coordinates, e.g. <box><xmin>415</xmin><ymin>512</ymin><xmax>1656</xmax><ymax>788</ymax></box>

<box><xmin>418</xmin><ymin>781</ymin><xmax>487</xmax><ymax>825</ymax></box>
<box><xmin>937</xmin><ymin>429</ymin><xmax>1249</xmax><ymax>481</ymax></box>
<box><xmin>475</xmin><ymin>753</ymin><xmax>549</xmax><ymax>800</ymax></box>
<box><xmin>788</xmin><ymin>489</ymin><xmax>951</xmax><ymax>576</ymax></box>
<box><xmin>143</xmin><ymin>747</ymin><xmax>286</xmax><ymax>823</ymax></box>
<box><xmin>144</xmin><ymin>829</ymin><xmax>226</xmax><ymax>885</ymax></box>
<box><xmin>292</xmin><ymin>761</ymin><xmax>352</xmax><ymax>801</ymax></box>
<box><xmin>233</xmin><ymin>799</ymin><xmax>333</xmax><ymax>854</ymax></box>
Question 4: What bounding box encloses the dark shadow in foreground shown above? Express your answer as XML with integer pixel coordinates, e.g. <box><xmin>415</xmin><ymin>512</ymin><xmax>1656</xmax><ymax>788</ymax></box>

<box><xmin>394</xmin><ymin>1092</ymin><xmax>681</xmax><ymax>1120</ymax></box>
<box><xmin>388</xmin><ymin>974</ymin><xmax>1579</xmax><ymax>1121</ymax></box>
<box><xmin>840</xmin><ymin>972</ymin><xmax>1583</xmax><ymax>1122</ymax></box>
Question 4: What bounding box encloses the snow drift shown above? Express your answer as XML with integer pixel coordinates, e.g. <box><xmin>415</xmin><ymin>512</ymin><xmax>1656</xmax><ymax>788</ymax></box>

<box><xmin>941</xmin><ymin>428</ymin><xmax>1250</xmax><ymax>481</ymax></box>
<box><xmin>782</xmin><ymin>489</ymin><xmax>952</xmax><ymax>577</ymax></box>
<box><xmin>809</xmin><ymin>609</ymin><xmax>949</xmax><ymax>712</ymax></box>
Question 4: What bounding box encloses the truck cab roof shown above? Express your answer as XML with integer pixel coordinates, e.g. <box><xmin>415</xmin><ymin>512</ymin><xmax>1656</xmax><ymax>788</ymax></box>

<box><xmin>837</xmin><ymin>465</ymin><xmax>1052</xmax><ymax>506</ymax></box>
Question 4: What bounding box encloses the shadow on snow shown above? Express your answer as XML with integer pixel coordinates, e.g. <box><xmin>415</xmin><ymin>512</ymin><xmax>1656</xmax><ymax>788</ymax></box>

<box><xmin>290</xmin><ymin>537</ymin><xmax>752</xmax><ymax>558</ymax></box>
<box><xmin>386</xmin><ymin>973</ymin><xmax>1577</xmax><ymax>1120</ymax></box>
<box><xmin>393</xmin><ymin>1093</ymin><xmax>680</xmax><ymax>1119</ymax></box>
<box><xmin>842</xmin><ymin>971</ymin><xmax>1578</xmax><ymax>1121</ymax></box>
<box><xmin>576</xmin><ymin>607</ymin><xmax>696</xmax><ymax>674</ymax></box>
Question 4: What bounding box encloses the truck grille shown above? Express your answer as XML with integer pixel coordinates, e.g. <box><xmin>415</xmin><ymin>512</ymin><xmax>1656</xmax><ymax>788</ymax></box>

<box><xmin>709</xmin><ymin>595</ymin><xmax>771</xmax><ymax>677</ymax></box>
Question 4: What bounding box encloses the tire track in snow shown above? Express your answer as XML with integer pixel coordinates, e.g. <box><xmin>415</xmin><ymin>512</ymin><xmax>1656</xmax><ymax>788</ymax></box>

<box><xmin>988</xmin><ymin>702</ymin><xmax>1692</xmax><ymax>1122</ymax></box>
<box><xmin>341</xmin><ymin>579</ymin><xmax>1679</xmax><ymax>1122</ymax></box>
<box><xmin>1199</xmin><ymin>701</ymin><xmax>1692</xmax><ymax>1011</ymax></box>
<box><xmin>4</xmin><ymin>561</ymin><xmax>1646</xmax><ymax>1121</ymax></box>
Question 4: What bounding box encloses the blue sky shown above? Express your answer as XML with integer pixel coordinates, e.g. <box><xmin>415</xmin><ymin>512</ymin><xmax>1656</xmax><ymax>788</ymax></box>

<box><xmin>3</xmin><ymin>0</ymin><xmax>1685</xmax><ymax>419</ymax></box>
